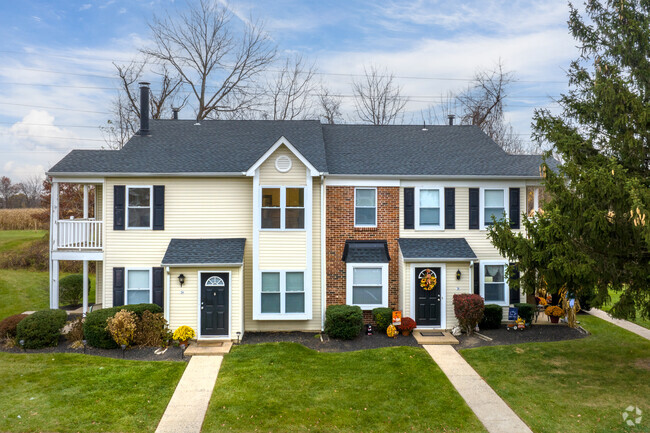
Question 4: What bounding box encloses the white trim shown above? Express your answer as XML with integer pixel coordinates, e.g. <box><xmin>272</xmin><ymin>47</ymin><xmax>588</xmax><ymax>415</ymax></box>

<box><xmin>346</xmin><ymin>263</ymin><xmax>389</xmax><ymax>310</ymax></box>
<box><xmin>125</xmin><ymin>267</ymin><xmax>153</xmax><ymax>305</ymax></box>
<box><xmin>245</xmin><ymin>136</ymin><xmax>319</xmax><ymax>177</ymax></box>
<box><xmin>125</xmin><ymin>185</ymin><xmax>153</xmax><ymax>230</ymax></box>
<box><xmin>325</xmin><ymin>178</ymin><xmax>400</xmax><ymax>187</ymax></box>
<box><xmin>414</xmin><ymin>186</ymin><xmax>445</xmax><ymax>231</ymax></box>
<box><xmin>260</xmin><ymin>186</ymin><xmax>306</xmax><ymax>231</ymax></box>
<box><xmin>197</xmin><ymin>270</ymin><xmax>232</xmax><ymax>339</ymax></box>
<box><xmin>252</xmin><ymin>169</ymin><xmax>261</xmax><ymax>319</ymax></box>
<box><xmin>480</xmin><ymin>260</ymin><xmax>509</xmax><ymax>306</ymax></box>
<box><xmin>164</xmin><ymin>267</ymin><xmax>171</xmax><ymax>322</ymax></box>
<box><xmin>410</xmin><ymin>263</ymin><xmax>446</xmax><ymax>329</ymax></box>
<box><xmin>161</xmin><ymin>262</ymin><xmax>243</xmax><ymax>267</ymax></box>
<box><xmin>326</xmin><ymin>174</ymin><xmax>541</xmax><ymax>181</ymax></box>
<box><xmin>255</xmin><ymin>269</ymin><xmax>311</xmax><ymax>320</ymax></box>
<box><xmin>305</xmin><ymin>170</ymin><xmax>314</xmax><ymax>321</ymax></box>
<box><xmin>354</xmin><ymin>187</ymin><xmax>377</xmax><ymax>228</ymax></box>
<box><xmin>402</xmin><ymin>179</ymin><xmax>527</xmax><ymax>188</ymax></box>
<box><xmin>275</xmin><ymin>155</ymin><xmax>292</xmax><ymax>173</ymax></box>
<box><xmin>49</xmin><ymin>177</ymin><xmax>105</xmax><ymax>184</ymax></box>
<box><xmin>403</xmin><ymin>257</ymin><xmax>476</xmax><ymax>263</ymax></box>
<box><xmin>320</xmin><ymin>175</ymin><xmax>326</xmax><ymax>331</ymax></box>
<box><xmin>479</xmin><ymin>186</ymin><xmax>509</xmax><ymax>230</ymax></box>
<box><xmin>52</xmin><ymin>251</ymin><xmax>104</xmax><ymax>261</ymax></box>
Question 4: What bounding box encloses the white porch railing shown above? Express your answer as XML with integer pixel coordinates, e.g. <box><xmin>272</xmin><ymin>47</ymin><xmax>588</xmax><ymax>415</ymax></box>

<box><xmin>56</xmin><ymin>219</ymin><xmax>103</xmax><ymax>250</ymax></box>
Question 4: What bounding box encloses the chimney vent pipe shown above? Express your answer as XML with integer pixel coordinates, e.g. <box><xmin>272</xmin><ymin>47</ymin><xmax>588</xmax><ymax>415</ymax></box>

<box><xmin>172</xmin><ymin>108</ymin><xmax>179</xmax><ymax>120</ymax></box>
<box><xmin>448</xmin><ymin>114</ymin><xmax>455</xmax><ymax>126</ymax></box>
<box><xmin>139</xmin><ymin>82</ymin><xmax>150</xmax><ymax>136</ymax></box>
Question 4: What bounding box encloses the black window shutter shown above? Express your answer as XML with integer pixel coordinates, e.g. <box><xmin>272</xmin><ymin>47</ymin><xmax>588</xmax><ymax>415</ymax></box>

<box><xmin>469</xmin><ymin>188</ymin><xmax>479</xmax><ymax>229</ymax></box>
<box><xmin>113</xmin><ymin>267</ymin><xmax>125</xmax><ymax>307</ymax></box>
<box><xmin>509</xmin><ymin>262</ymin><xmax>520</xmax><ymax>303</ymax></box>
<box><xmin>152</xmin><ymin>267</ymin><xmax>164</xmax><ymax>309</ymax></box>
<box><xmin>444</xmin><ymin>188</ymin><xmax>455</xmax><ymax>229</ymax></box>
<box><xmin>114</xmin><ymin>185</ymin><xmax>125</xmax><ymax>230</ymax></box>
<box><xmin>153</xmin><ymin>185</ymin><xmax>165</xmax><ymax>230</ymax></box>
<box><xmin>509</xmin><ymin>188</ymin><xmax>520</xmax><ymax>229</ymax></box>
<box><xmin>404</xmin><ymin>188</ymin><xmax>414</xmax><ymax>229</ymax></box>
<box><xmin>473</xmin><ymin>262</ymin><xmax>480</xmax><ymax>295</ymax></box>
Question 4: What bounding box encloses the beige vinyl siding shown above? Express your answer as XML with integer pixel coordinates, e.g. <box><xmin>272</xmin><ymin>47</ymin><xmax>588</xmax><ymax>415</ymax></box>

<box><xmin>167</xmin><ymin>266</ymin><xmax>242</xmax><ymax>336</ymax></box>
<box><xmin>103</xmin><ymin>177</ymin><xmax>253</xmax><ymax>327</ymax></box>
<box><xmin>95</xmin><ymin>261</ymin><xmax>103</xmax><ymax>307</ymax></box>
<box><xmin>259</xmin><ymin>145</ymin><xmax>308</xmax><ymax>186</ymax></box>
<box><xmin>95</xmin><ymin>184</ymin><xmax>103</xmax><ymax>220</ymax></box>
<box><xmin>259</xmin><ymin>232</ymin><xmax>307</xmax><ymax>268</ymax></box>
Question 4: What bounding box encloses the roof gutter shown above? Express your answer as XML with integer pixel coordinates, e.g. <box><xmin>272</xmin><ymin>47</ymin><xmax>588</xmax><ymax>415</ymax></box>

<box><xmin>160</xmin><ymin>262</ymin><xmax>244</xmax><ymax>267</ymax></box>
<box><xmin>325</xmin><ymin>174</ymin><xmax>543</xmax><ymax>180</ymax></box>
<box><xmin>47</xmin><ymin>171</ymin><xmax>247</xmax><ymax>178</ymax></box>
<box><xmin>402</xmin><ymin>257</ymin><xmax>478</xmax><ymax>263</ymax></box>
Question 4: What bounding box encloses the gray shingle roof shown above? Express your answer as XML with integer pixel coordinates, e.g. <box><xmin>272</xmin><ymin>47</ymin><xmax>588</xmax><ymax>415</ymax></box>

<box><xmin>49</xmin><ymin>120</ymin><xmax>327</xmax><ymax>174</ymax></box>
<box><xmin>48</xmin><ymin>120</ymin><xmax>552</xmax><ymax>178</ymax></box>
<box><xmin>161</xmin><ymin>238</ymin><xmax>246</xmax><ymax>266</ymax></box>
<box><xmin>342</xmin><ymin>241</ymin><xmax>390</xmax><ymax>263</ymax></box>
<box><xmin>398</xmin><ymin>238</ymin><xmax>478</xmax><ymax>261</ymax></box>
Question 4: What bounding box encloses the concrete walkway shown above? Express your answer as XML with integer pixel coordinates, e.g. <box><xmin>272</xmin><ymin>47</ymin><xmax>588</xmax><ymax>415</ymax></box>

<box><xmin>424</xmin><ymin>345</ymin><xmax>533</xmax><ymax>433</ymax></box>
<box><xmin>156</xmin><ymin>355</ymin><xmax>223</xmax><ymax>433</ymax></box>
<box><xmin>587</xmin><ymin>308</ymin><xmax>650</xmax><ymax>341</ymax></box>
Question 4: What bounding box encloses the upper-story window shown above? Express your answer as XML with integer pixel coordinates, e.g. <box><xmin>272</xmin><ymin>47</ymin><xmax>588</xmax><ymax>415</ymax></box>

<box><xmin>127</xmin><ymin>186</ymin><xmax>152</xmax><ymax>229</ymax></box>
<box><xmin>354</xmin><ymin>188</ymin><xmax>376</xmax><ymax>227</ymax></box>
<box><xmin>261</xmin><ymin>187</ymin><xmax>304</xmax><ymax>230</ymax></box>
<box><xmin>416</xmin><ymin>188</ymin><xmax>443</xmax><ymax>229</ymax></box>
<box><xmin>483</xmin><ymin>189</ymin><xmax>506</xmax><ymax>226</ymax></box>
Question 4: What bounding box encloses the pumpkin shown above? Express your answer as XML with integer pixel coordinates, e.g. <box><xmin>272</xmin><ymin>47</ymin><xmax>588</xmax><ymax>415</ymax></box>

<box><xmin>386</xmin><ymin>324</ymin><xmax>397</xmax><ymax>338</ymax></box>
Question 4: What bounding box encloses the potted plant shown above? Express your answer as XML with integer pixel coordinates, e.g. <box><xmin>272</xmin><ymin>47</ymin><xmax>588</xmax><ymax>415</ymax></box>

<box><xmin>545</xmin><ymin>306</ymin><xmax>564</xmax><ymax>323</ymax></box>
<box><xmin>172</xmin><ymin>325</ymin><xmax>196</xmax><ymax>346</ymax></box>
<box><xmin>397</xmin><ymin>317</ymin><xmax>416</xmax><ymax>336</ymax></box>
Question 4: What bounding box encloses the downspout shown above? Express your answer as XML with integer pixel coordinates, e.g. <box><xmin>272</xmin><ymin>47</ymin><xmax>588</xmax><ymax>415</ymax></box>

<box><xmin>165</xmin><ymin>267</ymin><xmax>171</xmax><ymax>322</ymax></box>
<box><xmin>320</xmin><ymin>174</ymin><xmax>326</xmax><ymax>331</ymax></box>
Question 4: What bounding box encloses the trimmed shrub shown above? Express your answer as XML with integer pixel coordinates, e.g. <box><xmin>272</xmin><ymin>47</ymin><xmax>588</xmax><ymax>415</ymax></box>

<box><xmin>84</xmin><ymin>304</ymin><xmax>163</xmax><ymax>349</ymax></box>
<box><xmin>453</xmin><ymin>294</ymin><xmax>484</xmax><ymax>335</ymax></box>
<box><xmin>64</xmin><ymin>317</ymin><xmax>84</xmax><ymax>343</ymax></box>
<box><xmin>324</xmin><ymin>305</ymin><xmax>363</xmax><ymax>340</ymax></box>
<box><xmin>479</xmin><ymin>304</ymin><xmax>503</xmax><ymax>330</ymax></box>
<box><xmin>107</xmin><ymin>310</ymin><xmax>137</xmax><ymax>347</ymax></box>
<box><xmin>16</xmin><ymin>309</ymin><xmax>67</xmax><ymax>349</ymax></box>
<box><xmin>513</xmin><ymin>303</ymin><xmax>535</xmax><ymax>325</ymax></box>
<box><xmin>59</xmin><ymin>274</ymin><xmax>91</xmax><ymax>306</ymax></box>
<box><xmin>0</xmin><ymin>314</ymin><xmax>28</xmax><ymax>340</ymax></box>
<box><xmin>372</xmin><ymin>307</ymin><xmax>393</xmax><ymax>333</ymax></box>
<box><xmin>134</xmin><ymin>311</ymin><xmax>171</xmax><ymax>347</ymax></box>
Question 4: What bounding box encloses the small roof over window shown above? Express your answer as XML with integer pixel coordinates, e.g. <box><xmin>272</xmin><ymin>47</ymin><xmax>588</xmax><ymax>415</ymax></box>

<box><xmin>161</xmin><ymin>238</ymin><xmax>246</xmax><ymax>266</ymax></box>
<box><xmin>342</xmin><ymin>240</ymin><xmax>390</xmax><ymax>263</ymax></box>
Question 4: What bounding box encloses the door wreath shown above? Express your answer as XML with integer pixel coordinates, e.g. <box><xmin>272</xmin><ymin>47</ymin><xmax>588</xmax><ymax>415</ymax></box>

<box><xmin>418</xmin><ymin>268</ymin><xmax>437</xmax><ymax>291</ymax></box>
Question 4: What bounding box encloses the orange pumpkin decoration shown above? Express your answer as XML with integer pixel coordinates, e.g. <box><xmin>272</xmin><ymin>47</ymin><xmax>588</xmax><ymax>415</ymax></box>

<box><xmin>387</xmin><ymin>324</ymin><xmax>397</xmax><ymax>338</ymax></box>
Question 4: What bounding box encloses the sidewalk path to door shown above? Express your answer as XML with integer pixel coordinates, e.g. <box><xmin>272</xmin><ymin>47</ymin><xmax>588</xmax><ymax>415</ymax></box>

<box><xmin>155</xmin><ymin>355</ymin><xmax>223</xmax><ymax>433</ymax></box>
<box><xmin>424</xmin><ymin>345</ymin><xmax>533</xmax><ymax>433</ymax></box>
<box><xmin>587</xmin><ymin>308</ymin><xmax>650</xmax><ymax>341</ymax></box>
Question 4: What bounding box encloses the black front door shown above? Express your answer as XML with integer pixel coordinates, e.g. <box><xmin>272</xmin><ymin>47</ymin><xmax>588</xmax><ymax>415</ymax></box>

<box><xmin>200</xmin><ymin>273</ymin><xmax>229</xmax><ymax>336</ymax></box>
<box><xmin>415</xmin><ymin>267</ymin><xmax>442</xmax><ymax>326</ymax></box>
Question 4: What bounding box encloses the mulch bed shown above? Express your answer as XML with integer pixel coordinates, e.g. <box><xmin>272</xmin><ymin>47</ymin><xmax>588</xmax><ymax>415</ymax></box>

<box><xmin>454</xmin><ymin>323</ymin><xmax>589</xmax><ymax>350</ymax></box>
<box><xmin>241</xmin><ymin>331</ymin><xmax>420</xmax><ymax>352</ymax></box>
<box><xmin>0</xmin><ymin>336</ymin><xmax>188</xmax><ymax>362</ymax></box>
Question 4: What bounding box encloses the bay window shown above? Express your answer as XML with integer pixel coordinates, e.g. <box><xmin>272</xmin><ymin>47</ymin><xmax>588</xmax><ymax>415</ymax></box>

<box><xmin>346</xmin><ymin>263</ymin><xmax>388</xmax><ymax>309</ymax></box>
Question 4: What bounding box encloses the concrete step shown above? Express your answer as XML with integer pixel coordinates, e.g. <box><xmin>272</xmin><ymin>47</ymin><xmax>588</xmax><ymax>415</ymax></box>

<box><xmin>412</xmin><ymin>329</ymin><xmax>459</xmax><ymax>345</ymax></box>
<box><xmin>184</xmin><ymin>341</ymin><xmax>232</xmax><ymax>356</ymax></box>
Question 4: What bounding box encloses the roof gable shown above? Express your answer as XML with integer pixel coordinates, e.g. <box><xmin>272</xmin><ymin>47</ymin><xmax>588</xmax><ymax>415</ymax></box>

<box><xmin>245</xmin><ymin>136</ymin><xmax>320</xmax><ymax>176</ymax></box>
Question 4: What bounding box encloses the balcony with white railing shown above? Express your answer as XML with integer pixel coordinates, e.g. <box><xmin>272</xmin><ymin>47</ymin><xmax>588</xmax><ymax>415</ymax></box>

<box><xmin>55</xmin><ymin>218</ymin><xmax>103</xmax><ymax>250</ymax></box>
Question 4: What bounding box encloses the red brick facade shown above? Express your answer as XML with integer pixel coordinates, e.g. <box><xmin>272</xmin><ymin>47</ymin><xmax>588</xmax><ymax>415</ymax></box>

<box><xmin>326</xmin><ymin>186</ymin><xmax>400</xmax><ymax>321</ymax></box>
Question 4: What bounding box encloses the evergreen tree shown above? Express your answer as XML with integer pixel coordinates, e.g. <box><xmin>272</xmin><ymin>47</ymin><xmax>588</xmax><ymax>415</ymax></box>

<box><xmin>488</xmin><ymin>0</ymin><xmax>650</xmax><ymax>321</ymax></box>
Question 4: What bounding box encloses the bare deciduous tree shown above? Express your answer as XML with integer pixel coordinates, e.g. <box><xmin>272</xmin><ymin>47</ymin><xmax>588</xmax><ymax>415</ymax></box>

<box><xmin>0</xmin><ymin>176</ymin><xmax>16</xmax><ymax>209</ymax></box>
<box><xmin>352</xmin><ymin>65</ymin><xmax>408</xmax><ymax>125</ymax></box>
<box><xmin>456</xmin><ymin>60</ymin><xmax>527</xmax><ymax>154</ymax></box>
<box><xmin>101</xmin><ymin>58</ymin><xmax>186</xmax><ymax>150</ymax></box>
<box><xmin>318</xmin><ymin>86</ymin><xmax>343</xmax><ymax>124</ymax></box>
<box><xmin>264</xmin><ymin>55</ymin><xmax>316</xmax><ymax>120</ymax></box>
<box><xmin>19</xmin><ymin>174</ymin><xmax>44</xmax><ymax>208</ymax></box>
<box><xmin>143</xmin><ymin>0</ymin><xmax>276</xmax><ymax>121</ymax></box>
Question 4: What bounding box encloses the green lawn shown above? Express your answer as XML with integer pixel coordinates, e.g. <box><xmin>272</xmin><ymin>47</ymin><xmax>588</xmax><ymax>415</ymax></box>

<box><xmin>0</xmin><ymin>352</ymin><xmax>185</xmax><ymax>432</ymax></box>
<box><xmin>0</xmin><ymin>230</ymin><xmax>46</xmax><ymax>254</ymax></box>
<box><xmin>203</xmin><ymin>343</ymin><xmax>486</xmax><ymax>433</ymax></box>
<box><xmin>601</xmin><ymin>290</ymin><xmax>650</xmax><ymax>330</ymax></box>
<box><xmin>462</xmin><ymin>315</ymin><xmax>650</xmax><ymax>433</ymax></box>
<box><xmin>0</xmin><ymin>269</ymin><xmax>96</xmax><ymax>320</ymax></box>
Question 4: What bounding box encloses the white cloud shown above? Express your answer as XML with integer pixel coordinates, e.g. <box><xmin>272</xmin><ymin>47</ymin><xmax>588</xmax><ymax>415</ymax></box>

<box><xmin>79</xmin><ymin>4</ymin><xmax>92</xmax><ymax>11</ymax></box>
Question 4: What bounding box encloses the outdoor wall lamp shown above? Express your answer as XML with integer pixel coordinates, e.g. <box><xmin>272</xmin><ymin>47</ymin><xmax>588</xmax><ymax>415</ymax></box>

<box><xmin>456</xmin><ymin>269</ymin><xmax>462</xmax><ymax>280</ymax></box>
<box><xmin>178</xmin><ymin>274</ymin><xmax>185</xmax><ymax>287</ymax></box>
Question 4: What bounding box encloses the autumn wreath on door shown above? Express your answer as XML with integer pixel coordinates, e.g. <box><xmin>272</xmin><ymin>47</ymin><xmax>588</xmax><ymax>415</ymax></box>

<box><xmin>419</xmin><ymin>268</ymin><xmax>437</xmax><ymax>291</ymax></box>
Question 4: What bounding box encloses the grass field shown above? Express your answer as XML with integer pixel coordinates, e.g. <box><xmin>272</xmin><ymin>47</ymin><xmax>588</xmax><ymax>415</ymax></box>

<box><xmin>203</xmin><ymin>343</ymin><xmax>486</xmax><ymax>433</ymax></box>
<box><xmin>601</xmin><ymin>290</ymin><xmax>650</xmax><ymax>330</ymax></box>
<box><xmin>0</xmin><ymin>352</ymin><xmax>185</xmax><ymax>432</ymax></box>
<box><xmin>462</xmin><ymin>315</ymin><xmax>650</xmax><ymax>433</ymax></box>
<box><xmin>0</xmin><ymin>230</ymin><xmax>46</xmax><ymax>254</ymax></box>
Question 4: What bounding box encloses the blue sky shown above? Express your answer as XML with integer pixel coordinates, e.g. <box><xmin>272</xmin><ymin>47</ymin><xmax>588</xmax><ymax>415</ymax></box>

<box><xmin>0</xmin><ymin>0</ymin><xmax>578</xmax><ymax>181</ymax></box>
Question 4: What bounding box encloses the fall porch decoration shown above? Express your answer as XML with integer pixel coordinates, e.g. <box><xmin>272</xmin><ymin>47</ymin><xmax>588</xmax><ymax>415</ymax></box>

<box><xmin>397</xmin><ymin>317</ymin><xmax>417</xmax><ymax>336</ymax></box>
<box><xmin>172</xmin><ymin>325</ymin><xmax>196</xmax><ymax>345</ymax></box>
<box><xmin>419</xmin><ymin>268</ymin><xmax>438</xmax><ymax>291</ymax></box>
<box><xmin>386</xmin><ymin>324</ymin><xmax>397</xmax><ymax>338</ymax></box>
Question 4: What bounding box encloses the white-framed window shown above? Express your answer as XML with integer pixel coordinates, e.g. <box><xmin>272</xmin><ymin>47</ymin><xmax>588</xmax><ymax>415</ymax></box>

<box><xmin>415</xmin><ymin>187</ymin><xmax>444</xmax><ymax>230</ymax></box>
<box><xmin>480</xmin><ymin>261</ymin><xmax>509</xmax><ymax>306</ymax></box>
<box><xmin>260</xmin><ymin>271</ymin><xmax>306</xmax><ymax>314</ymax></box>
<box><xmin>354</xmin><ymin>187</ymin><xmax>377</xmax><ymax>227</ymax></box>
<box><xmin>126</xmin><ymin>186</ymin><xmax>153</xmax><ymax>229</ymax></box>
<box><xmin>346</xmin><ymin>263</ymin><xmax>389</xmax><ymax>309</ymax></box>
<box><xmin>481</xmin><ymin>188</ymin><xmax>508</xmax><ymax>229</ymax></box>
<box><xmin>126</xmin><ymin>268</ymin><xmax>152</xmax><ymax>305</ymax></box>
<box><xmin>261</xmin><ymin>186</ymin><xmax>305</xmax><ymax>230</ymax></box>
